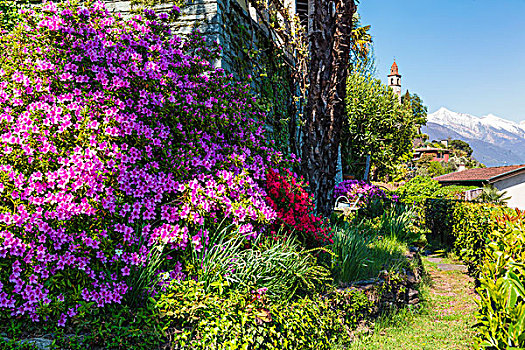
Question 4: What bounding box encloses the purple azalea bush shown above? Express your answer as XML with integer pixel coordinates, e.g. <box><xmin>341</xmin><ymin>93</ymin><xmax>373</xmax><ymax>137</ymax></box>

<box><xmin>0</xmin><ymin>1</ymin><xmax>284</xmax><ymax>326</ymax></box>
<box><xmin>334</xmin><ymin>180</ymin><xmax>391</xmax><ymax>204</ymax></box>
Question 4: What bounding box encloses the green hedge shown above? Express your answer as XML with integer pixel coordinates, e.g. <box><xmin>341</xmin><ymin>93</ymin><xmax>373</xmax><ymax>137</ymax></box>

<box><xmin>156</xmin><ymin>280</ymin><xmax>372</xmax><ymax>349</ymax></box>
<box><xmin>451</xmin><ymin>203</ymin><xmax>511</xmax><ymax>276</ymax></box>
<box><xmin>424</xmin><ymin>198</ymin><xmax>458</xmax><ymax>246</ymax></box>
<box><xmin>425</xmin><ymin>200</ymin><xmax>512</xmax><ymax>275</ymax></box>
<box><xmin>475</xmin><ymin>213</ymin><xmax>525</xmax><ymax>349</ymax></box>
<box><xmin>425</xmin><ymin>198</ymin><xmax>525</xmax><ymax>347</ymax></box>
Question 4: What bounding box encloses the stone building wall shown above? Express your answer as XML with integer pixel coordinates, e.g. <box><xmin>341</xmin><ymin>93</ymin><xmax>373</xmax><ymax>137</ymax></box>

<box><xmin>103</xmin><ymin>0</ymin><xmax>270</xmax><ymax>76</ymax></box>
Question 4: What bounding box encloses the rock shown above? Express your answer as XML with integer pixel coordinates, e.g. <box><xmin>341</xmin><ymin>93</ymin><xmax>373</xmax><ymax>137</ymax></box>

<box><xmin>19</xmin><ymin>338</ymin><xmax>53</xmax><ymax>350</ymax></box>
<box><xmin>409</xmin><ymin>297</ymin><xmax>420</xmax><ymax>305</ymax></box>
<box><xmin>408</xmin><ymin>289</ymin><xmax>419</xmax><ymax>299</ymax></box>
<box><xmin>407</xmin><ymin>273</ymin><xmax>417</xmax><ymax>284</ymax></box>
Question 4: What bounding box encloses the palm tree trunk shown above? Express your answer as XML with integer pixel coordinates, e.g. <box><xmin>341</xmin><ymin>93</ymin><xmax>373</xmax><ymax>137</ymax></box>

<box><xmin>301</xmin><ymin>0</ymin><xmax>356</xmax><ymax>216</ymax></box>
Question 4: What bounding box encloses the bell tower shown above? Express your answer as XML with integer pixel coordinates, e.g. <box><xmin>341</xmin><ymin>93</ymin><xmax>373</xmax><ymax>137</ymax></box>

<box><xmin>388</xmin><ymin>60</ymin><xmax>402</xmax><ymax>103</ymax></box>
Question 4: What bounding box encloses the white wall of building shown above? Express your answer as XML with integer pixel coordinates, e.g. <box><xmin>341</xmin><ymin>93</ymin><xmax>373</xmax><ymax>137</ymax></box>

<box><xmin>493</xmin><ymin>171</ymin><xmax>525</xmax><ymax>209</ymax></box>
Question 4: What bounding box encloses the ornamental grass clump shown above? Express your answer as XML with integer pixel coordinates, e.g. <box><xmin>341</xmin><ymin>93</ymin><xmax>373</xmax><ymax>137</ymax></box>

<box><xmin>0</xmin><ymin>0</ymin><xmax>286</xmax><ymax>327</ymax></box>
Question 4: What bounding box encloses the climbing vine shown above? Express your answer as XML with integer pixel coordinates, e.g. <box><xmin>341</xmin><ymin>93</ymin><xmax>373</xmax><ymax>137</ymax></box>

<box><xmin>0</xmin><ymin>0</ymin><xmax>22</xmax><ymax>31</ymax></box>
<box><xmin>235</xmin><ymin>0</ymin><xmax>309</xmax><ymax>159</ymax></box>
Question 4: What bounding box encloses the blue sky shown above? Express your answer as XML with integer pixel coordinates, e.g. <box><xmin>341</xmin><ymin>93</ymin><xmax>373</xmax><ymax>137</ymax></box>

<box><xmin>358</xmin><ymin>0</ymin><xmax>525</xmax><ymax>122</ymax></box>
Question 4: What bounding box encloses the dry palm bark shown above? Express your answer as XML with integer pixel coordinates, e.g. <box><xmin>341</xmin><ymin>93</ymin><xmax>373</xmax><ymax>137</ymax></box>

<box><xmin>302</xmin><ymin>0</ymin><xmax>356</xmax><ymax>215</ymax></box>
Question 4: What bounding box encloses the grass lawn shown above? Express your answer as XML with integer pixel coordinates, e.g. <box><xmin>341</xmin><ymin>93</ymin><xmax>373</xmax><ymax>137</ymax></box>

<box><xmin>347</xmin><ymin>256</ymin><xmax>478</xmax><ymax>350</ymax></box>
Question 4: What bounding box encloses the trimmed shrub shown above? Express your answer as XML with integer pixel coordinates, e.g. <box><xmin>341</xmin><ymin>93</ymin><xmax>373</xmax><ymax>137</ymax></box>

<box><xmin>451</xmin><ymin>202</ymin><xmax>510</xmax><ymax>275</ymax></box>
<box><xmin>396</xmin><ymin>176</ymin><xmax>441</xmax><ymax>205</ymax></box>
<box><xmin>424</xmin><ymin>198</ymin><xmax>458</xmax><ymax>245</ymax></box>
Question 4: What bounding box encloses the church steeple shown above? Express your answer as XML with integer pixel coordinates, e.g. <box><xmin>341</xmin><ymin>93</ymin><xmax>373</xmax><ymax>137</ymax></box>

<box><xmin>388</xmin><ymin>60</ymin><xmax>402</xmax><ymax>103</ymax></box>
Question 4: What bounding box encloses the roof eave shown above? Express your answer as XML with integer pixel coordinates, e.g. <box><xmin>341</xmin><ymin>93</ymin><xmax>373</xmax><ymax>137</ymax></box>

<box><xmin>488</xmin><ymin>166</ymin><xmax>525</xmax><ymax>183</ymax></box>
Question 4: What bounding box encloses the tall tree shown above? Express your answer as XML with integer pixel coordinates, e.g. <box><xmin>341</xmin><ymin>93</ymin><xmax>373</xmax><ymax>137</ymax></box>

<box><xmin>402</xmin><ymin>91</ymin><xmax>428</xmax><ymax>131</ymax></box>
<box><xmin>301</xmin><ymin>0</ymin><xmax>357</xmax><ymax>216</ymax></box>
<box><xmin>350</xmin><ymin>13</ymin><xmax>374</xmax><ymax>73</ymax></box>
<box><xmin>341</xmin><ymin>71</ymin><xmax>417</xmax><ymax>180</ymax></box>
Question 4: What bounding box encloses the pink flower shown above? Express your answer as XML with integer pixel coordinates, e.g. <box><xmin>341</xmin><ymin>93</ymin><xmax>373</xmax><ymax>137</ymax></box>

<box><xmin>121</xmin><ymin>266</ymin><xmax>130</xmax><ymax>276</ymax></box>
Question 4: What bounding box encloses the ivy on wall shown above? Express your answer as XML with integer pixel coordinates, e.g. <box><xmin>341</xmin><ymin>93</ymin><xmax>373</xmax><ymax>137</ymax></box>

<box><xmin>220</xmin><ymin>0</ymin><xmax>309</xmax><ymax>161</ymax></box>
<box><xmin>129</xmin><ymin>0</ymin><xmax>185</xmax><ymax>12</ymax></box>
<box><xmin>227</xmin><ymin>14</ymin><xmax>296</xmax><ymax>154</ymax></box>
<box><xmin>0</xmin><ymin>0</ymin><xmax>22</xmax><ymax>31</ymax></box>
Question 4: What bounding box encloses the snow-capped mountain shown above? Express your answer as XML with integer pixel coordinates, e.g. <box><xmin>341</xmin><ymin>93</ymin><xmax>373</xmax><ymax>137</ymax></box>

<box><xmin>421</xmin><ymin>107</ymin><xmax>525</xmax><ymax>167</ymax></box>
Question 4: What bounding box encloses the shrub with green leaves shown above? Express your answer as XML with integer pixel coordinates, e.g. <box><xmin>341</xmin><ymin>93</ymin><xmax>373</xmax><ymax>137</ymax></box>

<box><xmin>475</xmin><ymin>212</ymin><xmax>525</xmax><ymax>349</ymax></box>
<box><xmin>0</xmin><ymin>0</ymin><xmax>21</xmax><ymax>32</ymax></box>
<box><xmin>432</xmin><ymin>184</ymin><xmax>478</xmax><ymax>198</ymax></box>
<box><xmin>156</xmin><ymin>279</ymin><xmax>372</xmax><ymax>350</ymax></box>
<box><xmin>424</xmin><ymin>198</ymin><xmax>458</xmax><ymax>245</ymax></box>
<box><xmin>396</xmin><ymin>176</ymin><xmax>441</xmax><ymax>205</ymax></box>
<box><xmin>451</xmin><ymin>202</ymin><xmax>511</xmax><ymax>276</ymax></box>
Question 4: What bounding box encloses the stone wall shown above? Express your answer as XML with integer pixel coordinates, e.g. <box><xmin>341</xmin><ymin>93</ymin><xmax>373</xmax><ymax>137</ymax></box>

<box><xmin>102</xmin><ymin>0</ymin><xmax>271</xmax><ymax>76</ymax></box>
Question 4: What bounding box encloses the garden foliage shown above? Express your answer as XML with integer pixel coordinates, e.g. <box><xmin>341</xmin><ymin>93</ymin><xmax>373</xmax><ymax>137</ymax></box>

<box><xmin>192</xmin><ymin>234</ymin><xmax>331</xmax><ymax>301</ymax></box>
<box><xmin>397</xmin><ymin>176</ymin><xmax>477</xmax><ymax>205</ymax></box>
<box><xmin>425</xmin><ymin>200</ymin><xmax>511</xmax><ymax>274</ymax></box>
<box><xmin>0</xmin><ymin>0</ymin><xmax>21</xmax><ymax>32</ymax></box>
<box><xmin>396</xmin><ymin>176</ymin><xmax>441</xmax><ymax>205</ymax></box>
<box><xmin>156</xmin><ymin>279</ymin><xmax>372</xmax><ymax>350</ymax></box>
<box><xmin>425</xmin><ymin>200</ymin><xmax>525</xmax><ymax>348</ymax></box>
<box><xmin>329</xmin><ymin>208</ymin><xmax>415</xmax><ymax>284</ymax></box>
<box><xmin>475</xmin><ymin>210</ymin><xmax>525</xmax><ymax>349</ymax></box>
<box><xmin>451</xmin><ymin>202</ymin><xmax>510</xmax><ymax>276</ymax></box>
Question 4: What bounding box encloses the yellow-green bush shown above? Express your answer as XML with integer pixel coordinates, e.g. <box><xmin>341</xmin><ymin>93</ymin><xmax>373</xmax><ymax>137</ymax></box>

<box><xmin>475</xmin><ymin>212</ymin><xmax>525</xmax><ymax>349</ymax></box>
<box><xmin>451</xmin><ymin>202</ymin><xmax>510</xmax><ymax>275</ymax></box>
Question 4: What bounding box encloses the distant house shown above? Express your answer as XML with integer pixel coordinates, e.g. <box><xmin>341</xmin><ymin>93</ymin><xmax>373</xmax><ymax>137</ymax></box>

<box><xmin>413</xmin><ymin>146</ymin><xmax>451</xmax><ymax>162</ymax></box>
<box><xmin>434</xmin><ymin>164</ymin><xmax>525</xmax><ymax>209</ymax></box>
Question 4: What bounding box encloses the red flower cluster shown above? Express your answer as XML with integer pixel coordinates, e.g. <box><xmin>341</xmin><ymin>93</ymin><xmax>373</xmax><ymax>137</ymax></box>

<box><xmin>264</xmin><ymin>168</ymin><xmax>333</xmax><ymax>246</ymax></box>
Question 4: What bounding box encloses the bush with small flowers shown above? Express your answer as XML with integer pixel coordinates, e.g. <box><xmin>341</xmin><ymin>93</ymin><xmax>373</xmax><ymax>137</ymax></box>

<box><xmin>264</xmin><ymin>168</ymin><xmax>333</xmax><ymax>246</ymax></box>
<box><xmin>0</xmin><ymin>0</ymin><xmax>285</xmax><ymax>331</ymax></box>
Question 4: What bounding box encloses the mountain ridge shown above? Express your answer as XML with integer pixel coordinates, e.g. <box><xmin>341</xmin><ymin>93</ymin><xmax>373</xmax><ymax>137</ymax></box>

<box><xmin>421</xmin><ymin>107</ymin><xmax>525</xmax><ymax>167</ymax></box>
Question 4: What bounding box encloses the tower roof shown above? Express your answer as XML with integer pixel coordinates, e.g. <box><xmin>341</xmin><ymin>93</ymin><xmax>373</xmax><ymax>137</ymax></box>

<box><xmin>389</xmin><ymin>61</ymin><xmax>400</xmax><ymax>76</ymax></box>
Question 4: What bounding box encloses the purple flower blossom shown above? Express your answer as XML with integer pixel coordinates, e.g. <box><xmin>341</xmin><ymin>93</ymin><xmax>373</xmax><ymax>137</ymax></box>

<box><xmin>0</xmin><ymin>0</ymin><xmax>288</xmax><ymax>326</ymax></box>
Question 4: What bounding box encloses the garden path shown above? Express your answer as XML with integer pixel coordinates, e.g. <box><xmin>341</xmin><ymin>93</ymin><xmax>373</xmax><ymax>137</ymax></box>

<box><xmin>349</xmin><ymin>256</ymin><xmax>478</xmax><ymax>350</ymax></box>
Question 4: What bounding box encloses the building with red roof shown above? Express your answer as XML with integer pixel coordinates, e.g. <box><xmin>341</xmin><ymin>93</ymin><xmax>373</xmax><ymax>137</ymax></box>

<box><xmin>413</xmin><ymin>146</ymin><xmax>451</xmax><ymax>162</ymax></box>
<box><xmin>435</xmin><ymin>164</ymin><xmax>525</xmax><ymax>209</ymax></box>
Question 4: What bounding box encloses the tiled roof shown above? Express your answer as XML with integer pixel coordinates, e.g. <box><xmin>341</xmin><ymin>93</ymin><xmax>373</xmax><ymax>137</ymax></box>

<box><xmin>435</xmin><ymin>164</ymin><xmax>525</xmax><ymax>183</ymax></box>
<box><xmin>414</xmin><ymin>147</ymin><xmax>450</xmax><ymax>152</ymax></box>
<box><xmin>389</xmin><ymin>61</ymin><xmax>399</xmax><ymax>76</ymax></box>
